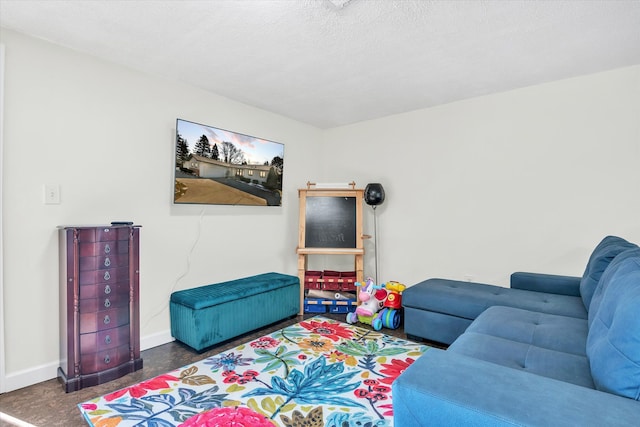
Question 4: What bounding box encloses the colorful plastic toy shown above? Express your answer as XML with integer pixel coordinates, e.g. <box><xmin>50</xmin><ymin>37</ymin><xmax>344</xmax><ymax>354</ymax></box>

<box><xmin>346</xmin><ymin>279</ymin><xmax>407</xmax><ymax>330</ymax></box>
<box><xmin>346</xmin><ymin>277</ymin><xmax>388</xmax><ymax>330</ymax></box>
<box><xmin>346</xmin><ymin>278</ymin><xmax>407</xmax><ymax>330</ymax></box>
<box><xmin>377</xmin><ymin>281</ymin><xmax>406</xmax><ymax>329</ymax></box>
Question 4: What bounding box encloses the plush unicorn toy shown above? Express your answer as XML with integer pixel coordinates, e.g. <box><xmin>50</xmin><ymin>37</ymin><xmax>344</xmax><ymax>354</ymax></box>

<box><xmin>346</xmin><ymin>277</ymin><xmax>388</xmax><ymax>329</ymax></box>
<box><xmin>355</xmin><ymin>278</ymin><xmax>388</xmax><ymax>317</ymax></box>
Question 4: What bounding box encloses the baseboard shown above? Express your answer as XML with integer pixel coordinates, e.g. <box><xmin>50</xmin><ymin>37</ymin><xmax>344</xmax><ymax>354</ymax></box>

<box><xmin>0</xmin><ymin>411</ymin><xmax>37</xmax><ymax>427</ymax></box>
<box><xmin>2</xmin><ymin>361</ymin><xmax>59</xmax><ymax>393</ymax></box>
<box><xmin>140</xmin><ymin>329</ymin><xmax>174</xmax><ymax>351</ymax></box>
<box><xmin>2</xmin><ymin>330</ymin><xmax>175</xmax><ymax>393</ymax></box>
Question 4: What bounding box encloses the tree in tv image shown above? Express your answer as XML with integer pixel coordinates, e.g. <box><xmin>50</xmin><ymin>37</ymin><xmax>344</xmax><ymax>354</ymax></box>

<box><xmin>174</xmin><ymin>119</ymin><xmax>284</xmax><ymax>206</ymax></box>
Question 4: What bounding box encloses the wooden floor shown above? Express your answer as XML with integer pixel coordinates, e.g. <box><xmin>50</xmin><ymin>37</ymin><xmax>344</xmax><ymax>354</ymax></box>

<box><xmin>0</xmin><ymin>313</ymin><xmax>424</xmax><ymax>426</ymax></box>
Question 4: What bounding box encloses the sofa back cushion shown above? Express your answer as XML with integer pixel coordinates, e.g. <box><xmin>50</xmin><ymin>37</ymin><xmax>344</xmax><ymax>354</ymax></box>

<box><xmin>580</xmin><ymin>236</ymin><xmax>637</xmax><ymax>311</ymax></box>
<box><xmin>586</xmin><ymin>249</ymin><xmax>640</xmax><ymax>400</ymax></box>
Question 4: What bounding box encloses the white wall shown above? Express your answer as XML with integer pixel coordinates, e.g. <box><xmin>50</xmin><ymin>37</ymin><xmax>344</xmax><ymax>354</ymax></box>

<box><xmin>0</xmin><ymin>43</ymin><xmax>6</xmax><ymax>392</ymax></box>
<box><xmin>324</xmin><ymin>65</ymin><xmax>640</xmax><ymax>286</ymax></box>
<box><xmin>0</xmin><ymin>29</ymin><xmax>323</xmax><ymax>391</ymax></box>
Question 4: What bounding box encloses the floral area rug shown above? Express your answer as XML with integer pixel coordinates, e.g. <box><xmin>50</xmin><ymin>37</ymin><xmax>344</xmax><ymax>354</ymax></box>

<box><xmin>78</xmin><ymin>316</ymin><xmax>430</xmax><ymax>427</ymax></box>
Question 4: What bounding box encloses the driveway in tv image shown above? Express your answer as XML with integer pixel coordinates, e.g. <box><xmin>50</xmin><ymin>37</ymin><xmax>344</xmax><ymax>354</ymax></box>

<box><xmin>175</xmin><ymin>171</ymin><xmax>281</xmax><ymax>206</ymax></box>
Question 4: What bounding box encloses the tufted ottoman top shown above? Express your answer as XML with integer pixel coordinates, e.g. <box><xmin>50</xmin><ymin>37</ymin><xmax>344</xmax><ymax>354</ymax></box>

<box><xmin>170</xmin><ymin>272</ymin><xmax>299</xmax><ymax>310</ymax></box>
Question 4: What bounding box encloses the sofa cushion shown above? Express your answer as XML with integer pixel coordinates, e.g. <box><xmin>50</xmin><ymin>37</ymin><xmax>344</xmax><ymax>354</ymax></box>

<box><xmin>449</xmin><ymin>332</ymin><xmax>594</xmax><ymax>389</ymax></box>
<box><xmin>466</xmin><ymin>306</ymin><xmax>588</xmax><ymax>356</ymax></box>
<box><xmin>586</xmin><ymin>252</ymin><xmax>640</xmax><ymax>400</ymax></box>
<box><xmin>580</xmin><ymin>235</ymin><xmax>638</xmax><ymax>311</ymax></box>
<box><xmin>393</xmin><ymin>349</ymin><xmax>640</xmax><ymax>427</ymax></box>
<box><xmin>403</xmin><ymin>278</ymin><xmax>587</xmax><ymax>321</ymax></box>
<box><xmin>588</xmin><ymin>248</ymin><xmax>640</xmax><ymax>327</ymax></box>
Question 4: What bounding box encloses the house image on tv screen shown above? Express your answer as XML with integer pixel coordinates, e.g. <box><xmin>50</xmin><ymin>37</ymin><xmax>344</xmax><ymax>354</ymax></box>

<box><xmin>174</xmin><ymin>119</ymin><xmax>284</xmax><ymax>207</ymax></box>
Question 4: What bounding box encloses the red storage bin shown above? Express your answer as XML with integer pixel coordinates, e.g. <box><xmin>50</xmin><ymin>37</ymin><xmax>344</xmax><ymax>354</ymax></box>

<box><xmin>304</xmin><ymin>271</ymin><xmax>323</xmax><ymax>290</ymax></box>
<box><xmin>340</xmin><ymin>271</ymin><xmax>357</xmax><ymax>291</ymax></box>
<box><xmin>322</xmin><ymin>270</ymin><xmax>341</xmax><ymax>291</ymax></box>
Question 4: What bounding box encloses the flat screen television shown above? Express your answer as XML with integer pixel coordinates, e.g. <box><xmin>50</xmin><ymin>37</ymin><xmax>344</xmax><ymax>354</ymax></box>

<box><xmin>174</xmin><ymin>118</ymin><xmax>284</xmax><ymax>206</ymax></box>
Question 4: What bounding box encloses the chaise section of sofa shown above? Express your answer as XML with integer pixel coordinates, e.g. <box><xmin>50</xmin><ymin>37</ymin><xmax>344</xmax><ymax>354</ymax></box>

<box><xmin>394</xmin><ymin>236</ymin><xmax>640</xmax><ymax>426</ymax></box>
<box><xmin>402</xmin><ymin>235</ymin><xmax>638</xmax><ymax>345</ymax></box>
<box><xmin>403</xmin><ymin>276</ymin><xmax>587</xmax><ymax>345</ymax></box>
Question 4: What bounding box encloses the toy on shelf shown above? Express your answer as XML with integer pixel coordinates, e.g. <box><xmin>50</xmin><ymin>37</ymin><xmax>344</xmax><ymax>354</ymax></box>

<box><xmin>346</xmin><ymin>278</ymin><xmax>406</xmax><ymax>330</ymax></box>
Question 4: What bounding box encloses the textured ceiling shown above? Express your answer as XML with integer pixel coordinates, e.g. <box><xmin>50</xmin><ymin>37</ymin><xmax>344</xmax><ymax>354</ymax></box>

<box><xmin>1</xmin><ymin>0</ymin><xmax>639</xmax><ymax>128</ymax></box>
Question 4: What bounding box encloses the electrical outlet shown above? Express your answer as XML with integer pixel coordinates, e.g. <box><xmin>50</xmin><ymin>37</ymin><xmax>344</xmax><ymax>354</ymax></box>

<box><xmin>44</xmin><ymin>184</ymin><xmax>61</xmax><ymax>204</ymax></box>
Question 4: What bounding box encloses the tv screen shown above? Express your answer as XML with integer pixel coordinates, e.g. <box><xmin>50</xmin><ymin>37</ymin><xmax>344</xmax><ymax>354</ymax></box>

<box><xmin>174</xmin><ymin>118</ymin><xmax>284</xmax><ymax>206</ymax></box>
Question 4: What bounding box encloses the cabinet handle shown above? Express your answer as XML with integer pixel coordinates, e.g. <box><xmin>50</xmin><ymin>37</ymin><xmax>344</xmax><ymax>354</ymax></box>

<box><xmin>105</xmin><ymin>335</ymin><xmax>111</xmax><ymax>345</ymax></box>
<box><xmin>104</xmin><ymin>298</ymin><xmax>111</xmax><ymax>308</ymax></box>
<box><xmin>104</xmin><ymin>315</ymin><xmax>111</xmax><ymax>325</ymax></box>
<box><xmin>104</xmin><ymin>271</ymin><xmax>111</xmax><ymax>281</ymax></box>
<box><xmin>104</xmin><ymin>244</ymin><xmax>111</xmax><ymax>254</ymax></box>
<box><xmin>104</xmin><ymin>355</ymin><xmax>111</xmax><ymax>364</ymax></box>
<box><xmin>104</xmin><ymin>284</ymin><xmax>111</xmax><ymax>295</ymax></box>
<box><xmin>104</xmin><ymin>257</ymin><xmax>111</xmax><ymax>267</ymax></box>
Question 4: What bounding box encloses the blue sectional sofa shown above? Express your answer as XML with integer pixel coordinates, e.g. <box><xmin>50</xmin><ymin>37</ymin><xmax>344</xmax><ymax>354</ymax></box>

<box><xmin>394</xmin><ymin>236</ymin><xmax>640</xmax><ymax>426</ymax></box>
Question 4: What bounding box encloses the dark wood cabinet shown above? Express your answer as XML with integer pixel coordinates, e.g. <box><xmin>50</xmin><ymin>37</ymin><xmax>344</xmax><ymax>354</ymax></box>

<box><xmin>58</xmin><ymin>224</ymin><xmax>142</xmax><ymax>392</ymax></box>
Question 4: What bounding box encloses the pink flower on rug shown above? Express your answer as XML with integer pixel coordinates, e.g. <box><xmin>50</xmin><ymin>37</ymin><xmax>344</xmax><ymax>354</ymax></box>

<box><xmin>222</xmin><ymin>369</ymin><xmax>259</xmax><ymax>385</ymax></box>
<box><xmin>355</xmin><ymin>379</ymin><xmax>392</xmax><ymax>402</ymax></box>
<box><xmin>180</xmin><ymin>406</ymin><xmax>274</xmax><ymax>427</ymax></box>
<box><xmin>103</xmin><ymin>373</ymin><xmax>180</xmax><ymax>401</ymax></box>
<box><xmin>80</xmin><ymin>403</ymin><xmax>97</xmax><ymax>411</ymax></box>
<box><xmin>378</xmin><ymin>357</ymin><xmax>415</xmax><ymax>385</ymax></box>
<box><xmin>379</xmin><ymin>403</ymin><xmax>394</xmax><ymax>417</ymax></box>
<box><xmin>299</xmin><ymin>319</ymin><xmax>354</xmax><ymax>342</ymax></box>
<box><xmin>250</xmin><ymin>336</ymin><xmax>280</xmax><ymax>349</ymax></box>
<box><xmin>363</xmin><ymin>378</ymin><xmax>391</xmax><ymax>394</ymax></box>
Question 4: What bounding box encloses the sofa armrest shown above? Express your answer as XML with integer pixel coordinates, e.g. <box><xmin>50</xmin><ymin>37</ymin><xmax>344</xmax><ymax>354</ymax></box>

<box><xmin>393</xmin><ymin>349</ymin><xmax>640</xmax><ymax>426</ymax></box>
<box><xmin>510</xmin><ymin>272</ymin><xmax>581</xmax><ymax>296</ymax></box>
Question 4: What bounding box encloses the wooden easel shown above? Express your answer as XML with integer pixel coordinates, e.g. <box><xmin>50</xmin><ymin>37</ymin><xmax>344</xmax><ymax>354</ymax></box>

<box><xmin>296</xmin><ymin>182</ymin><xmax>365</xmax><ymax>315</ymax></box>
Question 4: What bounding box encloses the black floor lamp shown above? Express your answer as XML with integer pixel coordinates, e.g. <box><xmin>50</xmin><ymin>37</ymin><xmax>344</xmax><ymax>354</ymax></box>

<box><xmin>364</xmin><ymin>183</ymin><xmax>385</xmax><ymax>284</ymax></box>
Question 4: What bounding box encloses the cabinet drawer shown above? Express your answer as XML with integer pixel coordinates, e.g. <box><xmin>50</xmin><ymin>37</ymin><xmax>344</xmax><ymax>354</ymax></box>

<box><xmin>79</xmin><ymin>254</ymin><xmax>128</xmax><ymax>271</ymax></box>
<box><xmin>80</xmin><ymin>282</ymin><xmax>129</xmax><ymax>300</ymax></box>
<box><xmin>79</xmin><ymin>240</ymin><xmax>128</xmax><ymax>257</ymax></box>
<box><xmin>79</xmin><ymin>306</ymin><xmax>129</xmax><ymax>334</ymax></box>
<box><xmin>80</xmin><ymin>324</ymin><xmax>130</xmax><ymax>354</ymax></box>
<box><xmin>80</xmin><ymin>343</ymin><xmax>131</xmax><ymax>374</ymax></box>
<box><xmin>79</xmin><ymin>267</ymin><xmax>129</xmax><ymax>286</ymax></box>
<box><xmin>97</xmin><ymin>227</ymin><xmax>130</xmax><ymax>242</ymax></box>
<box><xmin>79</xmin><ymin>292</ymin><xmax>129</xmax><ymax>313</ymax></box>
<box><xmin>77</xmin><ymin>227</ymin><xmax>130</xmax><ymax>243</ymax></box>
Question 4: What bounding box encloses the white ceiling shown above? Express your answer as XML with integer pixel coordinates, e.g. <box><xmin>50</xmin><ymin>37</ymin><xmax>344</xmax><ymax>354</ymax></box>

<box><xmin>1</xmin><ymin>0</ymin><xmax>639</xmax><ymax>128</ymax></box>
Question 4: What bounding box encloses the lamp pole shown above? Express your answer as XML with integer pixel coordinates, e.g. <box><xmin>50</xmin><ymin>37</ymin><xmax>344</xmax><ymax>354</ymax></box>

<box><xmin>364</xmin><ymin>183</ymin><xmax>385</xmax><ymax>284</ymax></box>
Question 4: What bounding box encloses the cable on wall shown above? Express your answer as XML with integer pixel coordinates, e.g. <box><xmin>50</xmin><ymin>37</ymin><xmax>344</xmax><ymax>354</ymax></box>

<box><xmin>143</xmin><ymin>207</ymin><xmax>205</xmax><ymax>328</ymax></box>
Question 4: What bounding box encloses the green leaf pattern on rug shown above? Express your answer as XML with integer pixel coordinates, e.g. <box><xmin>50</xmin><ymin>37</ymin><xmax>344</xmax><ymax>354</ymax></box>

<box><xmin>254</xmin><ymin>345</ymin><xmax>302</xmax><ymax>378</ymax></box>
<box><xmin>336</xmin><ymin>338</ymin><xmax>408</xmax><ymax>376</ymax></box>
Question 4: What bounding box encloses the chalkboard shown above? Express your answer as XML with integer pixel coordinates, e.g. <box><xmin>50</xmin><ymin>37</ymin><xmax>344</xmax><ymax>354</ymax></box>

<box><xmin>304</xmin><ymin>196</ymin><xmax>356</xmax><ymax>248</ymax></box>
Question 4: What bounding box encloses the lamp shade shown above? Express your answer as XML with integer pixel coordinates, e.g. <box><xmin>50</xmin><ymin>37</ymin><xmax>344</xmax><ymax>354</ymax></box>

<box><xmin>364</xmin><ymin>183</ymin><xmax>385</xmax><ymax>206</ymax></box>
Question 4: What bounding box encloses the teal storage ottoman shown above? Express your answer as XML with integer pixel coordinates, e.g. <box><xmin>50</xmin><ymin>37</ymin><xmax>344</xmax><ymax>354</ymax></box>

<box><xmin>170</xmin><ymin>272</ymin><xmax>300</xmax><ymax>351</ymax></box>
